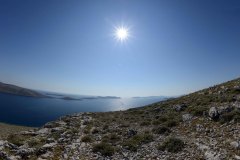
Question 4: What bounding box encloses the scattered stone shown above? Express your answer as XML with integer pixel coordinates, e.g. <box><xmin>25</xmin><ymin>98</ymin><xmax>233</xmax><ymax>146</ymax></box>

<box><xmin>230</xmin><ymin>141</ymin><xmax>240</xmax><ymax>149</ymax></box>
<box><xmin>235</xmin><ymin>155</ymin><xmax>240</xmax><ymax>160</ymax></box>
<box><xmin>36</xmin><ymin>128</ymin><xmax>50</xmax><ymax>135</ymax></box>
<box><xmin>20</xmin><ymin>130</ymin><xmax>38</xmax><ymax>136</ymax></box>
<box><xmin>218</xmin><ymin>105</ymin><xmax>234</xmax><ymax>114</ymax></box>
<box><xmin>196</xmin><ymin>124</ymin><xmax>204</xmax><ymax>132</ymax></box>
<box><xmin>209</xmin><ymin>107</ymin><xmax>219</xmax><ymax>120</ymax></box>
<box><xmin>204</xmin><ymin>150</ymin><xmax>221</xmax><ymax>160</ymax></box>
<box><xmin>182</xmin><ymin>113</ymin><xmax>193</xmax><ymax>122</ymax></box>
<box><xmin>153</xmin><ymin>107</ymin><xmax>164</xmax><ymax>113</ymax></box>
<box><xmin>234</xmin><ymin>86</ymin><xmax>240</xmax><ymax>91</ymax></box>
<box><xmin>40</xmin><ymin>151</ymin><xmax>53</xmax><ymax>159</ymax></box>
<box><xmin>16</xmin><ymin>148</ymin><xmax>35</xmax><ymax>158</ymax></box>
<box><xmin>42</xmin><ymin>143</ymin><xmax>57</xmax><ymax>149</ymax></box>
<box><xmin>173</xmin><ymin>104</ymin><xmax>187</xmax><ymax>111</ymax></box>
<box><xmin>126</xmin><ymin>129</ymin><xmax>137</xmax><ymax>138</ymax></box>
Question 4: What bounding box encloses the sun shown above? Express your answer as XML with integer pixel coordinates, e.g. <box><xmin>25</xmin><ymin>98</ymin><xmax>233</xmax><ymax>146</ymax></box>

<box><xmin>115</xmin><ymin>27</ymin><xmax>129</xmax><ymax>41</ymax></box>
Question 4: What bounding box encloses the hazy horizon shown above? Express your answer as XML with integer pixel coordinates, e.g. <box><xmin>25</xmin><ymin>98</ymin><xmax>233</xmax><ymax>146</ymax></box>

<box><xmin>1</xmin><ymin>0</ymin><xmax>240</xmax><ymax>97</ymax></box>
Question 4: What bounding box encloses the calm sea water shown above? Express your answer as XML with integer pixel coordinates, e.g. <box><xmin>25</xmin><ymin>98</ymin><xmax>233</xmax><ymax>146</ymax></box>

<box><xmin>0</xmin><ymin>93</ymin><xmax>164</xmax><ymax>127</ymax></box>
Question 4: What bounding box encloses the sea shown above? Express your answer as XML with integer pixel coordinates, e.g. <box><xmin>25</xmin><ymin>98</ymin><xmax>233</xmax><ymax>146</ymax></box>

<box><xmin>0</xmin><ymin>93</ymin><xmax>166</xmax><ymax>127</ymax></box>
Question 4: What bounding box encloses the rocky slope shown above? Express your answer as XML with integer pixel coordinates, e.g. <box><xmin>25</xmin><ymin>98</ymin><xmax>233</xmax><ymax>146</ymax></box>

<box><xmin>1</xmin><ymin>78</ymin><xmax>240</xmax><ymax>160</ymax></box>
<box><xmin>0</xmin><ymin>82</ymin><xmax>46</xmax><ymax>98</ymax></box>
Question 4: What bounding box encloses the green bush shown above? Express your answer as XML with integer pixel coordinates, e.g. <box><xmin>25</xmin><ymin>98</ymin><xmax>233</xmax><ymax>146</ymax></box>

<box><xmin>92</xmin><ymin>142</ymin><xmax>115</xmax><ymax>156</ymax></box>
<box><xmin>102</xmin><ymin>133</ymin><xmax>121</xmax><ymax>144</ymax></box>
<box><xmin>141</xmin><ymin>134</ymin><xmax>154</xmax><ymax>143</ymax></box>
<box><xmin>234</xmin><ymin>114</ymin><xmax>240</xmax><ymax>123</ymax></box>
<box><xmin>109</xmin><ymin>133</ymin><xmax>121</xmax><ymax>143</ymax></box>
<box><xmin>190</xmin><ymin>106</ymin><xmax>208</xmax><ymax>116</ymax></box>
<box><xmin>157</xmin><ymin>137</ymin><xmax>184</xmax><ymax>153</ymax></box>
<box><xmin>165</xmin><ymin>120</ymin><xmax>178</xmax><ymax>127</ymax></box>
<box><xmin>103</xmin><ymin>124</ymin><xmax>109</xmax><ymax>130</ymax></box>
<box><xmin>81</xmin><ymin>135</ymin><xmax>92</xmax><ymax>142</ymax></box>
<box><xmin>83</xmin><ymin>124</ymin><xmax>92</xmax><ymax>134</ymax></box>
<box><xmin>27</xmin><ymin>137</ymin><xmax>46</xmax><ymax>148</ymax></box>
<box><xmin>152</xmin><ymin>120</ymin><xmax>161</xmax><ymax>125</ymax></box>
<box><xmin>122</xmin><ymin>139</ymin><xmax>138</xmax><ymax>151</ymax></box>
<box><xmin>123</xmin><ymin>133</ymin><xmax>154</xmax><ymax>151</ymax></box>
<box><xmin>152</xmin><ymin>126</ymin><xmax>171</xmax><ymax>134</ymax></box>
<box><xmin>220</xmin><ymin>110</ymin><xmax>240</xmax><ymax>124</ymax></box>
<box><xmin>230</xmin><ymin>88</ymin><xmax>240</xmax><ymax>94</ymax></box>
<box><xmin>140</xmin><ymin>121</ymin><xmax>151</xmax><ymax>126</ymax></box>
<box><xmin>158</xmin><ymin>116</ymin><xmax>168</xmax><ymax>123</ymax></box>
<box><xmin>92</xmin><ymin>128</ymin><xmax>99</xmax><ymax>134</ymax></box>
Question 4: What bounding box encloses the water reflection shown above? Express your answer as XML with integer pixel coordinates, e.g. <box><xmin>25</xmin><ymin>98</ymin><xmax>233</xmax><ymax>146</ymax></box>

<box><xmin>0</xmin><ymin>93</ymin><xmax>165</xmax><ymax>127</ymax></box>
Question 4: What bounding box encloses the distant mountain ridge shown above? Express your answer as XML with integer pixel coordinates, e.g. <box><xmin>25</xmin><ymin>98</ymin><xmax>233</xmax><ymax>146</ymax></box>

<box><xmin>0</xmin><ymin>82</ymin><xmax>121</xmax><ymax>100</ymax></box>
<box><xmin>0</xmin><ymin>82</ymin><xmax>46</xmax><ymax>98</ymax></box>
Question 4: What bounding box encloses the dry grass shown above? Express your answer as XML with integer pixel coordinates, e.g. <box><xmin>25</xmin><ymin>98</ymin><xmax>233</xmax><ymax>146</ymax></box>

<box><xmin>0</xmin><ymin>123</ymin><xmax>35</xmax><ymax>139</ymax></box>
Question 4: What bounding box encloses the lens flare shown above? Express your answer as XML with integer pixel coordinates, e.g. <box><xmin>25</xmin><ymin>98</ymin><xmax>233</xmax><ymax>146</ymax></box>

<box><xmin>115</xmin><ymin>27</ymin><xmax>129</xmax><ymax>41</ymax></box>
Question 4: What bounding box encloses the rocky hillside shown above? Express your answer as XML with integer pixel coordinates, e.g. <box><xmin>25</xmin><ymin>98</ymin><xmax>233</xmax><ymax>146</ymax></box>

<box><xmin>1</xmin><ymin>78</ymin><xmax>240</xmax><ymax>160</ymax></box>
<box><xmin>0</xmin><ymin>82</ymin><xmax>46</xmax><ymax>98</ymax></box>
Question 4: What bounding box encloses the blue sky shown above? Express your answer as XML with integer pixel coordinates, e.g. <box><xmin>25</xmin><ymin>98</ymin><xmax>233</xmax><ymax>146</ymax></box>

<box><xmin>0</xmin><ymin>0</ymin><xmax>240</xmax><ymax>97</ymax></box>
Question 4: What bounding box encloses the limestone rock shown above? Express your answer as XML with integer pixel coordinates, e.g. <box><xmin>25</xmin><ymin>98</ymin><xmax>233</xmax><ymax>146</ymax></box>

<box><xmin>182</xmin><ymin>113</ymin><xmax>193</xmax><ymax>122</ymax></box>
<box><xmin>209</xmin><ymin>107</ymin><xmax>219</xmax><ymax>120</ymax></box>
<box><xmin>173</xmin><ymin>104</ymin><xmax>187</xmax><ymax>112</ymax></box>
<box><xmin>230</xmin><ymin>141</ymin><xmax>240</xmax><ymax>149</ymax></box>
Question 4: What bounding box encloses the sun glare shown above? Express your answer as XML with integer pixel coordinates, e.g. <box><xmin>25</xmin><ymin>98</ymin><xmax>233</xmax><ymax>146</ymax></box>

<box><xmin>115</xmin><ymin>27</ymin><xmax>129</xmax><ymax>41</ymax></box>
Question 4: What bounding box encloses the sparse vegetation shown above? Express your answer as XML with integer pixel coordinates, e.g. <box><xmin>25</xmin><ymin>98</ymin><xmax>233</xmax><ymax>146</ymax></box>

<box><xmin>92</xmin><ymin>142</ymin><xmax>115</xmax><ymax>156</ymax></box>
<box><xmin>220</xmin><ymin>110</ymin><xmax>240</xmax><ymax>124</ymax></box>
<box><xmin>81</xmin><ymin>135</ymin><xmax>93</xmax><ymax>142</ymax></box>
<box><xmin>92</xmin><ymin>128</ymin><xmax>99</xmax><ymax>134</ymax></box>
<box><xmin>123</xmin><ymin>133</ymin><xmax>154</xmax><ymax>151</ymax></box>
<box><xmin>140</xmin><ymin>121</ymin><xmax>151</xmax><ymax>126</ymax></box>
<box><xmin>157</xmin><ymin>137</ymin><xmax>184</xmax><ymax>153</ymax></box>
<box><xmin>152</xmin><ymin>126</ymin><xmax>171</xmax><ymax>134</ymax></box>
<box><xmin>7</xmin><ymin>134</ymin><xmax>30</xmax><ymax>146</ymax></box>
<box><xmin>165</xmin><ymin>120</ymin><xmax>178</xmax><ymax>127</ymax></box>
<box><xmin>188</xmin><ymin>106</ymin><xmax>208</xmax><ymax>116</ymax></box>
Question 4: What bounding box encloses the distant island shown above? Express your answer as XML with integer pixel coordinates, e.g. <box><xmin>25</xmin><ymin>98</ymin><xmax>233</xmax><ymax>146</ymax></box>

<box><xmin>132</xmin><ymin>96</ymin><xmax>168</xmax><ymax>99</ymax></box>
<box><xmin>0</xmin><ymin>82</ymin><xmax>121</xmax><ymax>100</ymax></box>
<box><xmin>0</xmin><ymin>82</ymin><xmax>47</xmax><ymax>98</ymax></box>
<box><xmin>61</xmin><ymin>96</ymin><xmax>121</xmax><ymax>101</ymax></box>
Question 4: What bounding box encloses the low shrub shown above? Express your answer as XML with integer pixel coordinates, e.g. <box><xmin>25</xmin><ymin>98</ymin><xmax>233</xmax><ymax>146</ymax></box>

<box><xmin>140</xmin><ymin>121</ymin><xmax>151</xmax><ymax>126</ymax></box>
<box><xmin>157</xmin><ymin>137</ymin><xmax>184</xmax><ymax>153</ymax></box>
<box><xmin>165</xmin><ymin>120</ymin><xmax>178</xmax><ymax>127</ymax></box>
<box><xmin>83</xmin><ymin>124</ymin><xmax>92</xmax><ymax>134</ymax></box>
<box><xmin>102</xmin><ymin>133</ymin><xmax>121</xmax><ymax>144</ymax></box>
<box><xmin>81</xmin><ymin>135</ymin><xmax>92</xmax><ymax>142</ymax></box>
<box><xmin>103</xmin><ymin>124</ymin><xmax>109</xmax><ymax>130</ymax></box>
<box><xmin>27</xmin><ymin>137</ymin><xmax>46</xmax><ymax>148</ymax></box>
<box><xmin>92</xmin><ymin>128</ymin><xmax>100</xmax><ymax>134</ymax></box>
<box><xmin>152</xmin><ymin>126</ymin><xmax>171</xmax><ymax>134</ymax></box>
<box><xmin>220</xmin><ymin>110</ymin><xmax>240</xmax><ymax>124</ymax></box>
<box><xmin>123</xmin><ymin>133</ymin><xmax>154</xmax><ymax>151</ymax></box>
<box><xmin>190</xmin><ymin>106</ymin><xmax>208</xmax><ymax>116</ymax></box>
<box><xmin>92</xmin><ymin>142</ymin><xmax>115</xmax><ymax>156</ymax></box>
<box><xmin>109</xmin><ymin>133</ymin><xmax>121</xmax><ymax>143</ymax></box>
<box><xmin>158</xmin><ymin>116</ymin><xmax>168</xmax><ymax>123</ymax></box>
<box><xmin>152</xmin><ymin>120</ymin><xmax>161</xmax><ymax>125</ymax></box>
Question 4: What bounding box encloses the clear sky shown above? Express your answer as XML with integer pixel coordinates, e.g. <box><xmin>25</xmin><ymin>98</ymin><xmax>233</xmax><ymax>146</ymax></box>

<box><xmin>0</xmin><ymin>0</ymin><xmax>240</xmax><ymax>97</ymax></box>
